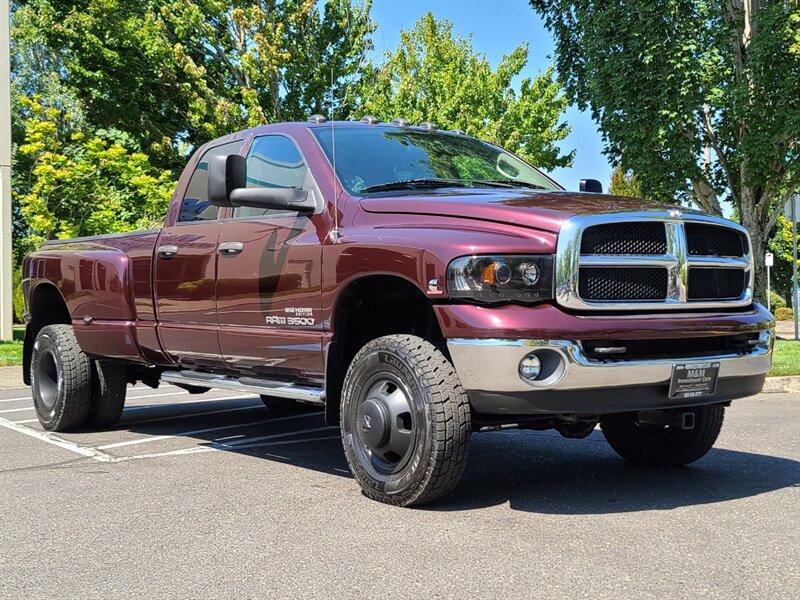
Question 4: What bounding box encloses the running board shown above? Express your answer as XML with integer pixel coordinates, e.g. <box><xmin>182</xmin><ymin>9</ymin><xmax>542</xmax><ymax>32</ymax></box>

<box><xmin>161</xmin><ymin>370</ymin><xmax>324</xmax><ymax>405</ymax></box>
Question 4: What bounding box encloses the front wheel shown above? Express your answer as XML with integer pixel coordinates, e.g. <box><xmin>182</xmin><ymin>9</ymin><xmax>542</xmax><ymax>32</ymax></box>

<box><xmin>600</xmin><ymin>405</ymin><xmax>725</xmax><ymax>467</ymax></box>
<box><xmin>341</xmin><ymin>335</ymin><xmax>471</xmax><ymax>507</ymax></box>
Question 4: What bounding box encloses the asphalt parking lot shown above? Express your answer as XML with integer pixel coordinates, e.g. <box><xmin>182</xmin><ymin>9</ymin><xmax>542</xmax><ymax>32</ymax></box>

<box><xmin>1</xmin><ymin>384</ymin><xmax>798</xmax><ymax>599</ymax></box>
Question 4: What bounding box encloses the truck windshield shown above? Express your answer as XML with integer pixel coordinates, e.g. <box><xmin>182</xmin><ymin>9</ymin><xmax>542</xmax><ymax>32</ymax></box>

<box><xmin>312</xmin><ymin>126</ymin><xmax>561</xmax><ymax>195</ymax></box>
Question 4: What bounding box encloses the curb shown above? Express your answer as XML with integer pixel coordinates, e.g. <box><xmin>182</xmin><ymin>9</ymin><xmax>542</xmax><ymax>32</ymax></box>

<box><xmin>761</xmin><ymin>375</ymin><xmax>800</xmax><ymax>394</ymax></box>
<box><xmin>0</xmin><ymin>365</ymin><xmax>23</xmax><ymax>391</ymax></box>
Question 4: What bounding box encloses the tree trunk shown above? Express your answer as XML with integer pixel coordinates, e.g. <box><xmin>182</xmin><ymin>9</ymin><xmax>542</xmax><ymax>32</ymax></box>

<box><xmin>740</xmin><ymin>200</ymin><xmax>769</xmax><ymax>304</ymax></box>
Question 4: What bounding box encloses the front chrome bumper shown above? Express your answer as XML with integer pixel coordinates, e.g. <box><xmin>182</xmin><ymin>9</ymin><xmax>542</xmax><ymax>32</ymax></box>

<box><xmin>447</xmin><ymin>329</ymin><xmax>774</xmax><ymax>394</ymax></box>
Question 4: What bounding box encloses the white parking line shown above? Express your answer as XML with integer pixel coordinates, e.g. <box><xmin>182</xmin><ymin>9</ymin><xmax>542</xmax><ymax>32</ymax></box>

<box><xmin>0</xmin><ymin>417</ymin><xmax>114</xmax><ymax>462</ymax></box>
<box><xmin>98</xmin><ymin>412</ymin><xmax>320</xmax><ymax>450</ymax></box>
<box><xmin>124</xmin><ymin>391</ymin><xmax>189</xmax><ymax>403</ymax></box>
<box><xmin>232</xmin><ymin>434</ymin><xmax>340</xmax><ymax>451</ymax></box>
<box><xmin>0</xmin><ymin>406</ymin><xmax>34</xmax><ymax>414</ymax></box>
<box><xmin>124</xmin><ymin>394</ymin><xmax>255</xmax><ymax>412</ymax></box>
<box><xmin>112</xmin><ymin>434</ymin><xmax>341</xmax><ymax>462</ymax></box>
<box><xmin>12</xmin><ymin>418</ymin><xmax>39</xmax><ymax>424</ymax></box>
<box><xmin>120</xmin><ymin>402</ymin><xmax>262</xmax><ymax>426</ymax></box>
<box><xmin>220</xmin><ymin>425</ymin><xmax>335</xmax><ymax>447</ymax></box>
<box><xmin>0</xmin><ymin>413</ymin><xmax>338</xmax><ymax>464</ymax></box>
<box><xmin>0</xmin><ymin>386</ymin><xmax>180</xmax><ymax>404</ymax></box>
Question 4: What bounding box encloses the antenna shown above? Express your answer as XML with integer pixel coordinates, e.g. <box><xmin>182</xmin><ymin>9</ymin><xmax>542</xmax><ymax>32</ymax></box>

<box><xmin>330</xmin><ymin>66</ymin><xmax>339</xmax><ymax>243</ymax></box>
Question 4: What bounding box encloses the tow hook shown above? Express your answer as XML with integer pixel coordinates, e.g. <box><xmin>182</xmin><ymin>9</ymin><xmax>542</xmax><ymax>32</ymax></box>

<box><xmin>638</xmin><ymin>410</ymin><xmax>696</xmax><ymax>430</ymax></box>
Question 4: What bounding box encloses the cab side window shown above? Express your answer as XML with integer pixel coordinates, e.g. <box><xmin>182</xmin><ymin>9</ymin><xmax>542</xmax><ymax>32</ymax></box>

<box><xmin>178</xmin><ymin>140</ymin><xmax>244</xmax><ymax>223</ymax></box>
<box><xmin>234</xmin><ymin>135</ymin><xmax>308</xmax><ymax>219</ymax></box>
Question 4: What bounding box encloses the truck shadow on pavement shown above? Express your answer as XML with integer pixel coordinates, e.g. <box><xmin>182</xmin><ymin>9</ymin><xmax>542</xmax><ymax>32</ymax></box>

<box><xmin>119</xmin><ymin>398</ymin><xmax>799</xmax><ymax>514</ymax></box>
<box><xmin>443</xmin><ymin>430</ymin><xmax>800</xmax><ymax>514</ymax></box>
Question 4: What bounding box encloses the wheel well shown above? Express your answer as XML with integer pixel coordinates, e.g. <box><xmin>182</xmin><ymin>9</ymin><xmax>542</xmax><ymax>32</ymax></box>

<box><xmin>325</xmin><ymin>276</ymin><xmax>444</xmax><ymax>425</ymax></box>
<box><xmin>23</xmin><ymin>284</ymin><xmax>71</xmax><ymax>385</ymax></box>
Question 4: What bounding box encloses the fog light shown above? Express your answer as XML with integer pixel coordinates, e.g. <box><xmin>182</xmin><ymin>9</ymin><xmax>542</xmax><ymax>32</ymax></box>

<box><xmin>519</xmin><ymin>353</ymin><xmax>542</xmax><ymax>380</ymax></box>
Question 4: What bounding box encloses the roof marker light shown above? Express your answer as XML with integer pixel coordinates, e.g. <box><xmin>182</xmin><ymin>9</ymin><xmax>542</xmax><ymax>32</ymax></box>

<box><xmin>360</xmin><ymin>115</ymin><xmax>380</xmax><ymax>124</ymax></box>
<box><xmin>419</xmin><ymin>122</ymin><xmax>438</xmax><ymax>130</ymax></box>
<box><xmin>308</xmin><ymin>114</ymin><xmax>328</xmax><ymax>123</ymax></box>
<box><xmin>392</xmin><ymin>118</ymin><xmax>410</xmax><ymax>127</ymax></box>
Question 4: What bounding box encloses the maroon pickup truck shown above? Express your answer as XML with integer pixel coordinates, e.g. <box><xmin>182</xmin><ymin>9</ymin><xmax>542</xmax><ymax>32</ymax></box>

<box><xmin>22</xmin><ymin>117</ymin><xmax>774</xmax><ymax>506</ymax></box>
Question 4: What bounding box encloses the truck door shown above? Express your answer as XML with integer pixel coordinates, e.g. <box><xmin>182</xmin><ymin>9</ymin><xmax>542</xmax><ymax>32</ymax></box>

<box><xmin>154</xmin><ymin>140</ymin><xmax>243</xmax><ymax>367</ymax></box>
<box><xmin>216</xmin><ymin>134</ymin><xmax>325</xmax><ymax>381</ymax></box>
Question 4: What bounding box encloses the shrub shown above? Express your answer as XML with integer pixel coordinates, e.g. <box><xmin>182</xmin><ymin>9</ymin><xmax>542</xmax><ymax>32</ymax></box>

<box><xmin>12</xmin><ymin>269</ymin><xmax>25</xmax><ymax>324</ymax></box>
<box><xmin>769</xmin><ymin>291</ymin><xmax>786</xmax><ymax>311</ymax></box>
<box><xmin>775</xmin><ymin>307</ymin><xmax>794</xmax><ymax>321</ymax></box>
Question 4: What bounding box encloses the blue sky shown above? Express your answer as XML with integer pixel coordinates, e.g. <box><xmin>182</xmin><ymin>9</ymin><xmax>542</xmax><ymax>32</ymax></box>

<box><xmin>368</xmin><ymin>0</ymin><xmax>613</xmax><ymax>192</ymax></box>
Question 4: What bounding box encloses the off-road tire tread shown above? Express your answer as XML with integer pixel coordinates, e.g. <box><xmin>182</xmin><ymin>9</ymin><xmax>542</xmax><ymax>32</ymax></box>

<box><xmin>33</xmin><ymin>325</ymin><xmax>93</xmax><ymax>431</ymax></box>
<box><xmin>88</xmin><ymin>360</ymin><xmax>127</xmax><ymax>429</ymax></box>
<box><xmin>600</xmin><ymin>405</ymin><xmax>725</xmax><ymax>467</ymax></box>
<box><xmin>341</xmin><ymin>335</ymin><xmax>471</xmax><ymax>507</ymax></box>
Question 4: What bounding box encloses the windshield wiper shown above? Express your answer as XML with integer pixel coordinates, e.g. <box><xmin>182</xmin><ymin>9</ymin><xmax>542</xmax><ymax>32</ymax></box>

<box><xmin>478</xmin><ymin>179</ymin><xmax>546</xmax><ymax>190</ymax></box>
<box><xmin>361</xmin><ymin>178</ymin><xmax>476</xmax><ymax>193</ymax></box>
<box><xmin>360</xmin><ymin>178</ymin><xmax>526</xmax><ymax>194</ymax></box>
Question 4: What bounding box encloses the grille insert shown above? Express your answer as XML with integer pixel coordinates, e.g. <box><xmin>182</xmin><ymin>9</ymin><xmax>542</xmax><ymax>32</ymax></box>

<box><xmin>686</xmin><ymin>223</ymin><xmax>747</xmax><ymax>257</ymax></box>
<box><xmin>579</xmin><ymin>267</ymin><xmax>668</xmax><ymax>301</ymax></box>
<box><xmin>687</xmin><ymin>268</ymin><xmax>746</xmax><ymax>300</ymax></box>
<box><xmin>580</xmin><ymin>222</ymin><xmax>667</xmax><ymax>255</ymax></box>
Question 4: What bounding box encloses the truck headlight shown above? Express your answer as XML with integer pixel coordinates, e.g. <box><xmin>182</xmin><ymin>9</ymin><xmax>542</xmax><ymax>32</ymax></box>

<box><xmin>446</xmin><ymin>255</ymin><xmax>553</xmax><ymax>304</ymax></box>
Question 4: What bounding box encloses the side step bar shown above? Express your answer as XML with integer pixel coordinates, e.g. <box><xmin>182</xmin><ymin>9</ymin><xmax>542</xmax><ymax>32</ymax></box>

<box><xmin>161</xmin><ymin>370</ymin><xmax>324</xmax><ymax>405</ymax></box>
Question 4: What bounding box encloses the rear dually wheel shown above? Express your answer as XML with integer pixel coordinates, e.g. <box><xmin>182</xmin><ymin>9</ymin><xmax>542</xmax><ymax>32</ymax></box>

<box><xmin>30</xmin><ymin>324</ymin><xmax>93</xmax><ymax>432</ymax></box>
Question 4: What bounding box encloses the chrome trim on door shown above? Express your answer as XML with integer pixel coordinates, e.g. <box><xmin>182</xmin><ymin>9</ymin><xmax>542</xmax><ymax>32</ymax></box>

<box><xmin>157</xmin><ymin>245</ymin><xmax>179</xmax><ymax>259</ymax></box>
<box><xmin>218</xmin><ymin>241</ymin><xmax>245</xmax><ymax>256</ymax></box>
<box><xmin>555</xmin><ymin>212</ymin><xmax>754</xmax><ymax>310</ymax></box>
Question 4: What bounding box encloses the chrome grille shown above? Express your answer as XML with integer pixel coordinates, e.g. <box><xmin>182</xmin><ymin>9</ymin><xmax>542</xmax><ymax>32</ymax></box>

<box><xmin>687</xmin><ymin>268</ymin><xmax>746</xmax><ymax>300</ymax></box>
<box><xmin>580</xmin><ymin>222</ymin><xmax>667</xmax><ymax>255</ymax></box>
<box><xmin>686</xmin><ymin>223</ymin><xmax>748</xmax><ymax>257</ymax></box>
<box><xmin>555</xmin><ymin>213</ymin><xmax>754</xmax><ymax>310</ymax></box>
<box><xmin>579</xmin><ymin>267</ymin><xmax>668</xmax><ymax>301</ymax></box>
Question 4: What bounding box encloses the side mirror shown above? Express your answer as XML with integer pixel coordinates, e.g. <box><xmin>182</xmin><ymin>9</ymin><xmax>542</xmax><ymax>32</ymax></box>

<box><xmin>208</xmin><ymin>154</ymin><xmax>315</xmax><ymax>213</ymax></box>
<box><xmin>579</xmin><ymin>178</ymin><xmax>603</xmax><ymax>193</ymax></box>
<box><xmin>208</xmin><ymin>154</ymin><xmax>246</xmax><ymax>207</ymax></box>
<box><xmin>229</xmin><ymin>187</ymin><xmax>315</xmax><ymax>213</ymax></box>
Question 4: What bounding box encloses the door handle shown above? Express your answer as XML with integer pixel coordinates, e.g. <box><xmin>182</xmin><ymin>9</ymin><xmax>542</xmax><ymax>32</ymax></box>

<box><xmin>218</xmin><ymin>241</ymin><xmax>245</xmax><ymax>256</ymax></box>
<box><xmin>158</xmin><ymin>245</ymin><xmax>179</xmax><ymax>259</ymax></box>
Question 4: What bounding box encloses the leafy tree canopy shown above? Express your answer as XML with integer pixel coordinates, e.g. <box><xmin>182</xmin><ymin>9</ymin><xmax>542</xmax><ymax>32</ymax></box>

<box><xmin>16</xmin><ymin>0</ymin><xmax>375</xmax><ymax>168</ymax></box>
<box><xmin>16</xmin><ymin>96</ymin><xmax>175</xmax><ymax>250</ymax></box>
<box><xmin>608</xmin><ymin>164</ymin><xmax>643</xmax><ymax>199</ymax></box>
<box><xmin>530</xmin><ymin>0</ymin><xmax>800</xmax><ymax>299</ymax></box>
<box><xmin>357</xmin><ymin>13</ymin><xmax>573</xmax><ymax>170</ymax></box>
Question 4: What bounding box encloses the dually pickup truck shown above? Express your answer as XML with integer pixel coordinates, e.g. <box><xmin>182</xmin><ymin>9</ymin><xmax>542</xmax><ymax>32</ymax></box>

<box><xmin>22</xmin><ymin>117</ymin><xmax>774</xmax><ymax>506</ymax></box>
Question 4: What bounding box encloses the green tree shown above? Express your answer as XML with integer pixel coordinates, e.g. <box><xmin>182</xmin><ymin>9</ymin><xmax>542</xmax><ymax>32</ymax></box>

<box><xmin>357</xmin><ymin>13</ymin><xmax>573</xmax><ymax>169</ymax></box>
<box><xmin>530</xmin><ymin>1</ymin><xmax>800</xmax><ymax>299</ymax></box>
<box><xmin>17</xmin><ymin>0</ymin><xmax>375</xmax><ymax>168</ymax></box>
<box><xmin>16</xmin><ymin>96</ymin><xmax>175</xmax><ymax>250</ymax></box>
<box><xmin>768</xmin><ymin>215</ymin><xmax>799</xmax><ymax>301</ymax></box>
<box><xmin>608</xmin><ymin>164</ymin><xmax>643</xmax><ymax>198</ymax></box>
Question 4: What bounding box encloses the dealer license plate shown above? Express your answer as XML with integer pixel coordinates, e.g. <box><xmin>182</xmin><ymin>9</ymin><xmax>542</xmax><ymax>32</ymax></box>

<box><xmin>668</xmin><ymin>362</ymin><xmax>720</xmax><ymax>400</ymax></box>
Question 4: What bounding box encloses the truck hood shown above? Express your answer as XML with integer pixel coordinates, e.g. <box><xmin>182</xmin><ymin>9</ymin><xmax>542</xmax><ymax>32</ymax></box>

<box><xmin>359</xmin><ymin>189</ymin><xmax>673</xmax><ymax>233</ymax></box>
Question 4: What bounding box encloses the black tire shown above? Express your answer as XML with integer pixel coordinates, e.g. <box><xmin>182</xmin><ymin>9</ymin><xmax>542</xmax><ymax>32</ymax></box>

<box><xmin>600</xmin><ymin>405</ymin><xmax>725</xmax><ymax>467</ymax></box>
<box><xmin>260</xmin><ymin>395</ymin><xmax>318</xmax><ymax>412</ymax></box>
<box><xmin>30</xmin><ymin>324</ymin><xmax>92</xmax><ymax>432</ymax></box>
<box><xmin>87</xmin><ymin>361</ymin><xmax>127</xmax><ymax>429</ymax></box>
<box><xmin>340</xmin><ymin>335</ymin><xmax>471</xmax><ymax>507</ymax></box>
